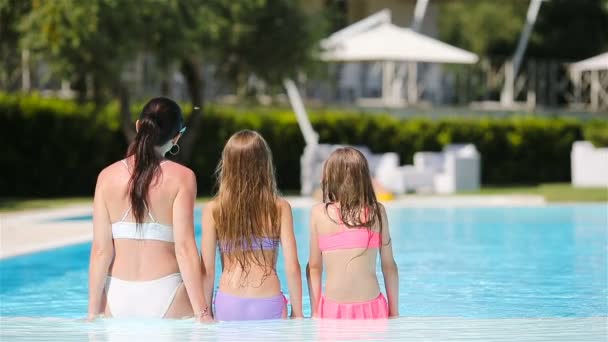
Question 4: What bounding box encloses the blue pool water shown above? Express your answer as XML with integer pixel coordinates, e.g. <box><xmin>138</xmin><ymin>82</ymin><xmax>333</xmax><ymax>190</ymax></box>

<box><xmin>1</xmin><ymin>205</ymin><xmax>606</xmax><ymax>320</ymax></box>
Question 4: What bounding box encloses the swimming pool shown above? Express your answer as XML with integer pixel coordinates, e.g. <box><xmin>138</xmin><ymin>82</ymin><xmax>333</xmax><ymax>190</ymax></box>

<box><xmin>1</xmin><ymin>205</ymin><xmax>607</xmax><ymax>340</ymax></box>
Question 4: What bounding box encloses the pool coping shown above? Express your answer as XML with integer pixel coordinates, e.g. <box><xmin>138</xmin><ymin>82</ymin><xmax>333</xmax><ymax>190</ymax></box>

<box><xmin>1</xmin><ymin>195</ymin><xmax>604</xmax><ymax>260</ymax></box>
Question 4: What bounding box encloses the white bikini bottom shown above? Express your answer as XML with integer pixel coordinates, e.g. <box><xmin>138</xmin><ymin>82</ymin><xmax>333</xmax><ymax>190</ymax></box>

<box><xmin>105</xmin><ymin>273</ymin><xmax>183</xmax><ymax>318</ymax></box>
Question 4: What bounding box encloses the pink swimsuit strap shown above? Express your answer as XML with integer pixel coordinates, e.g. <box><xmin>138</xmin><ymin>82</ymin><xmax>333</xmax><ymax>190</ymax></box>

<box><xmin>318</xmin><ymin>205</ymin><xmax>381</xmax><ymax>252</ymax></box>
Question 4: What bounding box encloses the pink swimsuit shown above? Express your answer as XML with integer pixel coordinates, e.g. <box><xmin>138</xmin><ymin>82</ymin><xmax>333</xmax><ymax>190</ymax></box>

<box><xmin>316</xmin><ymin>205</ymin><xmax>389</xmax><ymax>320</ymax></box>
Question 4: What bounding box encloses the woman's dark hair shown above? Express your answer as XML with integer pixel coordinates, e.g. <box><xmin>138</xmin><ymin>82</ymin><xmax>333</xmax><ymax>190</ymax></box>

<box><xmin>126</xmin><ymin>97</ymin><xmax>184</xmax><ymax>224</ymax></box>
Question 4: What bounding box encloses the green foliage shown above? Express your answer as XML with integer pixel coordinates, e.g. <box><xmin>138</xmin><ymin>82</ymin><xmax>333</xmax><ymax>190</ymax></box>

<box><xmin>0</xmin><ymin>0</ymin><xmax>30</xmax><ymax>89</ymax></box>
<box><xmin>2</xmin><ymin>93</ymin><xmax>605</xmax><ymax>197</ymax></box>
<box><xmin>439</xmin><ymin>0</ymin><xmax>608</xmax><ymax>59</ymax></box>
<box><xmin>438</xmin><ymin>1</ymin><xmax>526</xmax><ymax>56</ymax></box>
<box><xmin>11</xmin><ymin>0</ymin><xmax>324</xmax><ymax>102</ymax></box>
<box><xmin>529</xmin><ymin>0</ymin><xmax>608</xmax><ymax>59</ymax></box>
<box><xmin>583</xmin><ymin>120</ymin><xmax>608</xmax><ymax>147</ymax></box>
<box><xmin>199</xmin><ymin>0</ymin><xmax>325</xmax><ymax>89</ymax></box>
<box><xmin>19</xmin><ymin>0</ymin><xmax>141</xmax><ymax>91</ymax></box>
<box><xmin>0</xmin><ymin>93</ymin><xmax>125</xmax><ymax>196</ymax></box>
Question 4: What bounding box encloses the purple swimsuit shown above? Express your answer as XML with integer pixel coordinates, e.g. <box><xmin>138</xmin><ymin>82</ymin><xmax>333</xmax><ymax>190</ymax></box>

<box><xmin>215</xmin><ymin>291</ymin><xmax>287</xmax><ymax>321</ymax></box>
<box><xmin>214</xmin><ymin>237</ymin><xmax>287</xmax><ymax>321</ymax></box>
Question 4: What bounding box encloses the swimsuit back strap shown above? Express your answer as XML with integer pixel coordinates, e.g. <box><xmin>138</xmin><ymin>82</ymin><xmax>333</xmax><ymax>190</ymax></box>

<box><xmin>119</xmin><ymin>206</ymin><xmax>132</xmax><ymax>222</ymax></box>
<box><xmin>120</xmin><ymin>158</ymin><xmax>158</xmax><ymax>223</ymax></box>
<box><xmin>333</xmin><ymin>205</ymin><xmax>347</xmax><ymax>231</ymax></box>
<box><xmin>143</xmin><ymin>202</ymin><xmax>157</xmax><ymax>223</ymax></box>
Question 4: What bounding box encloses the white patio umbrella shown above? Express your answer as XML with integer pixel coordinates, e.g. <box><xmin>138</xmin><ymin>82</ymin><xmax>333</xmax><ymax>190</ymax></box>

<box><xmin>321</xmin><ymin>23</ymin><xmax>478</xmax><ymax>64</ymax></box>
<box><xmin>570</xmin><ymin>52</ymin><xmax>608</xmax><ymax>72</ymax></box>
<box><xmin>570</xmin><ymin>52</ymin><xmax>608</xmax><ymax>111</ymax></box>
<box><xmin>321</xmin><ymin>23</ymin><xmax>478</xmax><ymax>106</ymax></box>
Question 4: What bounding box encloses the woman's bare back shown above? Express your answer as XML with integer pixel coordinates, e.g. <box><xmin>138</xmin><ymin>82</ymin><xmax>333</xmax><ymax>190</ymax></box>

<box><xmin>99</xmin><ymin>157</ymin><xmax>195</xmax><ymax>318</ymax></box>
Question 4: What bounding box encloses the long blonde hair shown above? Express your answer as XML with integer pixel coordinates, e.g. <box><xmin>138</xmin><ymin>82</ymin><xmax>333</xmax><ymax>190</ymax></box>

<box><xmin>213</xmin><ymin>130</ymin><xmax>280</xmax><ymax>276</ymax></box>
<box><xmin>322</xmin><ymin>147</ymin><xmax>382</xmax><ymax>234</ymax></box>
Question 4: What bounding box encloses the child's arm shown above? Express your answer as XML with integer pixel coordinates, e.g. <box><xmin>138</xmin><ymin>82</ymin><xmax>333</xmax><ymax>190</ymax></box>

<box><xmin>306</xmin><ymin>205</ymin><xmax>323</xmax><ymax>318</ymax></box>
<box><xmin>201</xmin><ymin>201</ymin><xmax>217</xmax><ymax>316</ymax></box>
<box><xmin>379</xmin><ymin>204</ymin><xmax>399</xmax><ymax>317</ymax></box>
<box><xmin>279</xmin><ymin>199</ymin><xmax>303</xmax><ymax>318</ymax></box>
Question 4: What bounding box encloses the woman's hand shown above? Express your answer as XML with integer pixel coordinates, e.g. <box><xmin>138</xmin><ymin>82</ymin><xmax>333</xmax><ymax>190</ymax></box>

<box><xmin>194</xmin><ymin>307</ymin><xmax>216</xmax><ymax>323</ymax></box>
<box><xmin>196</xmin><ymin>315</ymin><xmax>216</xmax><ymax>323</ymax></box>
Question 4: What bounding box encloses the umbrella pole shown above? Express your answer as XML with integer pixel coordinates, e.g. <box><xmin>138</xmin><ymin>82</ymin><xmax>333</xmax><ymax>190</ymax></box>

<box><xmin>407</xmin><ymin>62</ymin><xmax>418</xmax><ymax>105</ymax></box>
<box><xmin>283</xmin><ymin>78</ymin><xmax>318</xmax><ymax>146</ymax></box>
<box><xmin>382</xmin><ymin>61</ymin><xmax>395</xmax><ymax>106</ymax></box>
<box><xmin>591</xmin><ymin>70</ymin><xmax>599</xmax><ymax>112</ymax></box>
<box><xmin>500</xmin><ymin>0</ymin><xmax>544</xmax><ymax>107</ymax></box>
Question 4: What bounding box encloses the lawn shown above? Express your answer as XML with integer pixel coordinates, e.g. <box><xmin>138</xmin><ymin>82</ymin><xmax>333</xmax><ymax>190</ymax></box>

<box><xmin>0</xmin><ymin>197</ymin><xmax>91</xmax><ymax>212</ymax></box>
<box><xmin>462</xmin><ymin>183</ymin><xmax>608</xmax><ymax>202</ymax></box>
<box><xmin>0</xmin><ymin>197</ymin><xmax>213</xmax><ymax>212</ymax></box>
<box><xmin>1</xmin><ymin>184</ymin><xmax>605</xmax><ymax>212</ymax></box>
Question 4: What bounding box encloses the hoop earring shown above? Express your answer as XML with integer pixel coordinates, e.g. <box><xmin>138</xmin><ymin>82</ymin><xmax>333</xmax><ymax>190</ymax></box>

<box><xmin>169</xmin><ymin>144</ymin><xmax>180</xmax><ymax>156</ymax></box>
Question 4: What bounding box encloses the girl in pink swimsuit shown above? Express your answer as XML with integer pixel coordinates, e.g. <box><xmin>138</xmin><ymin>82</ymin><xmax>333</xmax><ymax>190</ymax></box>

<box><xmin>201</xmin><ymin>130</ymin><xmax>303</xmax><ymax>321</ymax></box>
<box><xmin>307</xmin><ymin>147</ymin><xmax>399</xmax><ymax>319</ymax></box>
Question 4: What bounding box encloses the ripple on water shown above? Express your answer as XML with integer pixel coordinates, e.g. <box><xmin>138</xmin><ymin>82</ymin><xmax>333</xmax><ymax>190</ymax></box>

<box><xmin>0</xmin><ymin>317</ymin><xmax>606</xmax><ymax>342</ymax></box>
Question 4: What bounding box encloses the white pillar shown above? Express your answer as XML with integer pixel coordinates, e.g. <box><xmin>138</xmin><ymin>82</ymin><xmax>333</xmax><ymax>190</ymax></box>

<box><xmin>590</xmin><ymin>70</ymin><xmax>599</xmax><ymax>112</ymax></box>
<box><xmin>60</xmin><ymin>80</ymin><xmax>71</xmax><ymax>98</ymax></box>
<box><xmin>21</xmin><ymin>49</ymin><xmax>30</xmax><ymax>92</ymax></box>
<box><xmin>382</xmin><ymin>61</ymin><xmax>395</xmax><ymax>106</ymax></box>
<box><xmin>501</xmin><ymin>60</ymin><xmax>514</xmax><ymax>107</ymax></box>
<box><xmin>407</xmin><ymin>62</ymin><xmax>418</xmax><ymax>105</ymax></box>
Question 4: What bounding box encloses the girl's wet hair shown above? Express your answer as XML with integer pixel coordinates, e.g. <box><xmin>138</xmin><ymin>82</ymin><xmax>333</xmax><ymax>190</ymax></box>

<box><xmin>321</xmin><ymin>147</ymin><xmax>383</xmax><ymax>240</ymax></box>
<box><xmin>126</xmin><ymin>97</ymin><xmax>184</xmax><ymax>224</ymax></box>
<box><xmin>213</xmin><ymin>130</ymin><xmax>280</xmax><ymax>281</ymax></box>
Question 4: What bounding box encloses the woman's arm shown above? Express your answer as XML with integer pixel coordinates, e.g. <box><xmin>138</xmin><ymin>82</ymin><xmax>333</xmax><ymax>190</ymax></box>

<box><xmin>278</xmin><ymin>199</ymin><xmax>303</xmax><ymax>318</ymax></box>
<box><xmin>306</xmin><ymin>204</ymin><xmax>323</xmax><ymax>318</ymax></box>
<box><xmin>88</xmin><ymin>171</ymin><xmax>114</xmax><ymax>320</ymax></box>
<box><xmin>378</xmin><ymin>204</ymin><xmax>399</xmax><ymax>317</ymax></box>
<box><xmin>200</xmin><ymin>201</ymin><xmax>217</xmax><ymax>312</ymax></box>
<box><xmin>173</xmin><ymin>170</ymin><xmax>212</xmax><ymax>322</ymax></box>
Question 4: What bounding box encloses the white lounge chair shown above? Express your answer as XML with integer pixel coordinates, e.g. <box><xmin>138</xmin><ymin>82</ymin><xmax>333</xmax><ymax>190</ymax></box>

<box><xmin>433</xmin><ymin>144</ymin><xmax>481</xmax><ymax>194</ymax></box>
<box><xmin>571</xmin><ymin>141</ymin><xmax>608</xmax><ymax>187</ymax></box>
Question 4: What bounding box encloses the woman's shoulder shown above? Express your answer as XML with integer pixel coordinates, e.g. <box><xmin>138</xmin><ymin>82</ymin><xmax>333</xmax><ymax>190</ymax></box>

<box><xmin>96</xmin><ymin>160</ymin><xmax>127</xmax><ymax>182</ymax></box>
<box><xmin>161</xmin><ymin>160</ymin><xmax>196</xmax><ymax>184</ymax></box>
<box><xmin>162</xmin><ymin>159</ymin><xmax>194</xmax><ymax>174</ymax></box>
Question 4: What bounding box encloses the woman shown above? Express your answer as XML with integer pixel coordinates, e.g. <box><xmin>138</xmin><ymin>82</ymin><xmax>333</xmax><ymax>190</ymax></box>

<box><xmin>201</xmin><ymin>130</ymin><xmax>303</xmax><ymax>321</ymax></box>
<box><xmin>88</xmin><ymin>97</ymin><xmax>211</xmax><ymax>321</ymax></box>
<box><xmin>307</xmin><ymin>147</ymin><xmax>399</xmax><ymax>319</ymax></box>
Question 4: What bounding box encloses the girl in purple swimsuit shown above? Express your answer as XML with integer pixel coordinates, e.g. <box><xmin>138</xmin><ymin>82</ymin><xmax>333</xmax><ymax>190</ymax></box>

<box><xmin>201</xmin><ymin>130</ymin><xmax>303</xmax><ymax>321</ymax></box>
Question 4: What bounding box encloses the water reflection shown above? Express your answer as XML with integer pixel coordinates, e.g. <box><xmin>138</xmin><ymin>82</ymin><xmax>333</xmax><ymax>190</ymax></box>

<box><xmin>0</xmin><ymin>317</ymin><xmax>606</xmax><ymax>342</ymax></box>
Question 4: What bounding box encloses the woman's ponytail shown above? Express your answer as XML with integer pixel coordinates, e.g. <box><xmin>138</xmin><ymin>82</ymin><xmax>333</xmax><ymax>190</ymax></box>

<box><xmin>125</xmin><ymin>97</ymin><xmax>183</xmax><ymax>224</ymax></box>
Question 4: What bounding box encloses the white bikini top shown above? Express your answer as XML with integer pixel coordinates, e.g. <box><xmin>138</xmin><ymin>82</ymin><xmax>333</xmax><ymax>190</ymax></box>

<box><xmin>111</xmin><ymin>159</ymin><xmax>175</xmax><ymax>243</ymax></box>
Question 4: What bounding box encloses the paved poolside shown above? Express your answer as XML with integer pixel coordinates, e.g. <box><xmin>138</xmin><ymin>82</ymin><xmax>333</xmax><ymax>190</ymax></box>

<box><xmin>0</xmin><ymin>195</ymin><xmax>546</xmax><ymax>259</ymax></box>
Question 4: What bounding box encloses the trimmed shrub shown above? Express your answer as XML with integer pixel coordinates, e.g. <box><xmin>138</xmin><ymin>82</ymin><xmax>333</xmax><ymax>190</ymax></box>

<box><xmin>1</xmin><ymin>93</ymin><xmax>605</xmax><ymax>197</ymax></box>
<box><xmin>0</xmin><ymin>93</ymin><xmax>126</xmax><ymax>197</ymax></box>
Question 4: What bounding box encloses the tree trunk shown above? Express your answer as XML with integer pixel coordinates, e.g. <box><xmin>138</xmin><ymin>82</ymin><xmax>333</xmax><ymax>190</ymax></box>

<box><xmin>118</xmin><ymin>82</ymin><xmax>136</xmax><ymax>143</ymax></box>
<box><xmin>178</xmin><ymin>56</ymin><xmax>204</xmax><ymax>163</ymax></box>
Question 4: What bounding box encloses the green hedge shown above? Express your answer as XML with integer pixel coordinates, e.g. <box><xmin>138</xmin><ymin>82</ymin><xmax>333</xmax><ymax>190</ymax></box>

<box><xmin>0</xmin><ymin>93</ymin><xmax>125</xmax><ymax>197</ymax></box>
<box><xmin>1</xmin><ymin>93</ymin><xmax>606</xmax><ymax>197</ymax></box>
